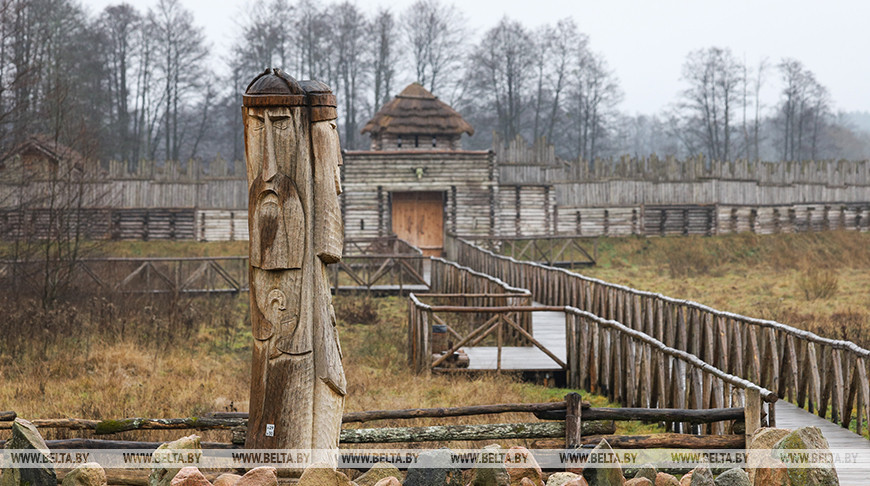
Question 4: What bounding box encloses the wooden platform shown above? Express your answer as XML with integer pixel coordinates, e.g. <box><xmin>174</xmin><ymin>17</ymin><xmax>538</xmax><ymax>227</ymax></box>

<box><xmin>774</xmin><ymin>401</ymin><xmax>870</xmax><ymax>486</ymax></box>
<box><xmin>462</xmin><ymin>307</ymin><xmax>567</xmax><ymax>370</ymax></box>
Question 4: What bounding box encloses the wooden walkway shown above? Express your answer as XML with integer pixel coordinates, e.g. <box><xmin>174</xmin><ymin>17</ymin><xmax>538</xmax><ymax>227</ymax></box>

<box><xmin>462</xmin><ymin>305</ymin><xmax>566</xmax><ymax>371</ymax></box>
<box><xmin>774</xmin><ymin>401</ymin><xmax>870</xmax><ymax>486</ymax></box>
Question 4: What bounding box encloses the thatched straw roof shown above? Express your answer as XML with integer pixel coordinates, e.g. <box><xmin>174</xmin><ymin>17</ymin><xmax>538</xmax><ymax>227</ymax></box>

<box><xmin>361</xmin><ymin>83</ymin><xmax>474</xmax><ymax>137</ymax></box>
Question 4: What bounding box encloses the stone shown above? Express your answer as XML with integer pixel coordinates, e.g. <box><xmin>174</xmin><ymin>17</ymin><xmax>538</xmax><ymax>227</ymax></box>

<box><xmin>297</xmin><ymin>463</ymin><xmax>353</xmax><ymax>486</ymax></box>
<box><xmin>749</xmin><ymin>428</ymin><xmax>791</xmax><ymax>450</ymax></box>
<box><xmin>148</xmin><ymin>435</ymin><xmax>202</xmax><ymax>486</ymax></box>
<box><xmin>751</xmin><ymin>456</ymin><xmax>790</xmax><ymax>486</ymax></box>
<box><xmin>746</xmin><ymin>428</ymin><xmax>791</xmax><ymax>484</ymax></box>
<box><xmin>170</xmin><ymin>468</ymin><xmax>211</xmax><ymax>486</ymax></box>
<box><xmin>355</xmin><ymin>463</ymin><xmax>401</xmax><ymax>486</ymax></box>
<box><xmin>213</xmin><ymin>474</ymin><xmax>241</xmax><ymax>486</ymax></box>
<box><xmin>403</xmin><ymin>449</ymin><xmax>463</xmax><ymax>486</ymax></box>
<box><xmin>581</xmin><ymin>439</ymin><xmax>624</xmax><ymax>486</ymax></box>
<box><xmin>235</xmin><ymin>467</ymin><xmax>277</xmax><ymax>486</ymax></box>
<box><xmin>470</xmin><ymin>445</ymin><xmax>510</xmax><ymax>486</ymax></box>
<box><xmin>626</xmin><ymin>480</ymin><xmax>653</xmax><ymax>486</ymax></box>
<box><xmin>505</xmin><ymin>446</ymin><xmax>544</xmax><ymax>486</ymax></box>
<box><xmin>679</xmin><ymin>472</ymin><xmax>693</xmax><ymax>486</ymax></box>
<box><xmin>635</xmin><ymin>464</ymin><xmax>658</xmax><ymax>483</ymax></box>
<box><xmin>690</xmin><ymin>466</ymin><xmax>714</xmax><ymax>486</ymax></box>
<box><xmin>560</xmin><ymin>479</ymin><xmax>587</xmax><ymax>486</ymax></box>
<box><xmin>1</xmin><ymin>418</ymin><xmax>57</xmax><ymax>486</ymax></box>
<box><xmin>62</xmin><ymin>463</ymin><xmax>107</xmax><ymax>486</ymax></box>
<box><xmin>519</xmin><ymin>479</ymin><xmax>538</xmax><ymax>486</ymax></box>
<box><xmin>545</xmin><ymin>472</ymin><xmax>580</xmax><ymax>486</ymax></box>
<box><xmin>773</xmin><ymin>426</ymin><xmax>839</xmax><ymax>486</ymax></box>
<box><xmin>713</xmin><ymin>468</ymin><xmax>750</xmax><ymax>486</ymax></box>
<box><xmin>373</xmin><ymin>479</ymin><xmax>401</xmax><ymax>486</ymax></box>
<box><xmin>655</xmin><ymin>473</ymin><xmax>680</xmax><ymax>486</ymax></box>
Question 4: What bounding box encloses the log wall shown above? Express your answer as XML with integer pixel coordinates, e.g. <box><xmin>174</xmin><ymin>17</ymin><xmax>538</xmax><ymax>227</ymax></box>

<box><xmin>340</xmin><ymin>150</ymin><xmax>496</xmax><ymax>239</ymax></box>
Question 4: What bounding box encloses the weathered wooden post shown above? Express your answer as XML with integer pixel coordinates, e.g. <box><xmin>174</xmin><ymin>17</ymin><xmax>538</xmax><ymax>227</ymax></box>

<box><xmin>242</xmin><ymin>69</ymin><xmax>345</xmax><ymax>463</ymax></box>
<box><xmin>564</xmin><ymin>392</ymin><xmax>583</xmax><ymax>448</ymax></box>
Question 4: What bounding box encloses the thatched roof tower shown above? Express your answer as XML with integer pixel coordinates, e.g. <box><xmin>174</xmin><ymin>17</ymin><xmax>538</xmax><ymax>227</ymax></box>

<box><xmin>361</xmin><ymin>83</ymin><xmax>473</xmax><ymax>151</ymax></box>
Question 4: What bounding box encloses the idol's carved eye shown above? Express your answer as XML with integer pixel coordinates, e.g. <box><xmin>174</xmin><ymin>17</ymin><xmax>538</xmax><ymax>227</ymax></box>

<box><xmin>251</xmin><ymin>118</ymin><xmax>265</xmax><ymax>131</ymax></box>
<box><xmin>272</xmin><ymin>117</ymin><xmax>290</xmax><ymax>130</ymax></box>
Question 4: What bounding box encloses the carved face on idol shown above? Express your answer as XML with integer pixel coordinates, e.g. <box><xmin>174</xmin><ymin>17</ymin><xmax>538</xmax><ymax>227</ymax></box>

<box><xmin>246</xmin><ymin>106</ymin><xmax>305</xmax><ymax>270</ymax></box>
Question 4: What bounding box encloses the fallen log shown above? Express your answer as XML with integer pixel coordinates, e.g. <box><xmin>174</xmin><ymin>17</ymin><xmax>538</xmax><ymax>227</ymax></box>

<box><xmin>212</xmin><ymin>401</ymin><xmax>590</xmax><ymax>423</ymax></box>
<box><xmin>533</xmin><ymin>433</ymin><xmax>746</xmax><ymax>449</ymax></box>
<box><xmin>0</xmin><ymin>417</ymin><xmax>247</xmax><ymax>434</ymax></box>
<box><xmin>339</xmin><ymin>421</ymin><xmax>614</xmax><ymax>443</ymax></box>
<box><xmin>0</xmin><ymin>411</ymin><xmax>15</xmax><ymax>422</ymax></box>
<box><xmin>0</xmin><ymin>402</ymin><xmax>593</xmax><ymax>434</ymax></box>
<box><xmin>0</xmin><ymin>439</ymin><xmax>238</xmax><ymax>449</ymax></box>
<box><xmin>534</xmin><ymin>407</ymin><xmax>744</xmax><ymax>424</ymax></box>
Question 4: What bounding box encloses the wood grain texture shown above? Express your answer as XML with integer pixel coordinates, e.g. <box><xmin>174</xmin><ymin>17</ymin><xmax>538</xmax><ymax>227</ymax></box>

<box><xmin>243</xmin><ymin>74</ymin><xmax>345</xmax><ymax>457</ymax></box>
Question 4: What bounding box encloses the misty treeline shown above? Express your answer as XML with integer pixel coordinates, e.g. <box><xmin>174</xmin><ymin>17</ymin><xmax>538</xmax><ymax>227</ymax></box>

<box><xmin>0</xmin><ymin>0</ymin><xmax>868</xmax><ymax>169</ymax></box>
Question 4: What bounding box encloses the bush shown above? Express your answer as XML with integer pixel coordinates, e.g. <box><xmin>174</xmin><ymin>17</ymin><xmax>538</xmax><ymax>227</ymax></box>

<box><xmin>333</xmin><ymin>295</ymin><xmax>380</xmax><ymax>325</ymax></box>
<box><xmin>796</xmin><ymin>268</ymin><xmax>839</xmax><ymax>300</ymax></box>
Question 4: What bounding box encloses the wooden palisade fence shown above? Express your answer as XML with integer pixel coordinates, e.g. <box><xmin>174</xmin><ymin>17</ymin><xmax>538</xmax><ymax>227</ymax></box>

<box><xmin>447</xmin><ymin>236</ymin><xmax>870</xmax><ymax>435</ymax></box>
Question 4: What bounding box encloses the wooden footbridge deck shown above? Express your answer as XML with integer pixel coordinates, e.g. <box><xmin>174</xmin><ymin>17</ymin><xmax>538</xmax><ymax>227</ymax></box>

<box><xmin>404</xmin><ymin>235</ymin><xmax>870</xmax><ymax>483</ymax></box>
<box><xmin>462</xmin><ymin>306</ymin><xmax>566</xmax><ymax>370</ymax></box>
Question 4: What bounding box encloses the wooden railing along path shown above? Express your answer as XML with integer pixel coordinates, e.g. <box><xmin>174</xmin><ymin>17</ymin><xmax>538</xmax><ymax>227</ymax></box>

<box><xmin>460</xmin><ymin>235</ymin><xmax>596</xmax><ymax>268</ymax></box>
<box><xmin>0</xmin><ymin>236</ymin><xmax>429</xmax><ymax>296</ymax></box>
<box><xmin>448</xmin><ymin>235</ymin><xmax>870</xmax><ymax>436</ymax></box>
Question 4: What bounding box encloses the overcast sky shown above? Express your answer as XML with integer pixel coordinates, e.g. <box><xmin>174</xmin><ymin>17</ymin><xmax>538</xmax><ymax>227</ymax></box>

<box><xmin>84</xmin><ymin>0</ymin><xmax>870</xmax><ymax>115</ymax></box>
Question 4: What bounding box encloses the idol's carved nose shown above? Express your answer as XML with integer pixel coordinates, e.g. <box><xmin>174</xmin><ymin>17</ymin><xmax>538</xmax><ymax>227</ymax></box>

<box><xmin>262</xmin><ymin>117</ymin><xmax>278</xmax><ymax>182</ymax></box>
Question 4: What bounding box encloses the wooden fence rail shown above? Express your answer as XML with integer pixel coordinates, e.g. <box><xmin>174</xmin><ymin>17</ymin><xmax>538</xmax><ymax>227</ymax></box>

<box><xmin>447</xmin><ymin>236</ymin><xmax>869</xmax><ymax>435</ymax></box>
<box><xmin>1</xmin><ymin>394</ymin><xmax>746</xmax><ymax>449</ymax></box>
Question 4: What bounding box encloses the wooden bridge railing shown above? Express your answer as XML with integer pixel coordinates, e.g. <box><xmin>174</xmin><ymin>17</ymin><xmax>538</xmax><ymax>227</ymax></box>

<box><xmin>408</xmin><ymin>297</ymin><xmax>565</xmax><ymax>373</ymax></box>
<box><xmin>428</xmin><ymin>257</ymin><xmax>533</xmax><ymax>342</ymax></box>
<box><xmin>448</xmin><ymin>235</ymin><xmax>870</xmax><ymax>435</ymax></box>
<box><xmin>0</xmin><ymin>237</ymin><xmax>429</xmax><ymax>296</ymax></box>
<box><xmin>0</xmin><ymin>256</ymin><xmax>250</xmax><ymax>296</ymax></box>
<box><xmin>461</xmin><ymin>235</ymin><xmax>596</xmax><ymax>268</ymax></box>
<box><xmin>406</xmin><ymin>296</ymin><xmax>773</xmax><ymax>443</ymax></box>
<box><xmin>565</xmin><ymin>307</ymin><xmax>776</xmax><ymax>437</ymax></box>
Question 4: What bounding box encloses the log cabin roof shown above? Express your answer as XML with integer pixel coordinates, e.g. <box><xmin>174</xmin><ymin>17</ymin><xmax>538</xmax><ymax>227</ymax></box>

<box><xmin>361</xmin><ymin>83</ymin><xmax>474</xmax><ymax>137</ymax></box>
<box><xmin>3</xmin><ymin>135</ymin><xmax>88</xmax><ymax>171</ymax></box>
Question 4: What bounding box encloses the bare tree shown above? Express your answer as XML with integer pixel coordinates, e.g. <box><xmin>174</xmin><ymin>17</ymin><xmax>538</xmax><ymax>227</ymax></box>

<box><xmin>370</xmin><ymin>7</ymin><xmax>397</xmax><ymax>112</ymax></box>
<box><xmin>468</xmin><ymin>17</ymin><xmax>535</xmax><ymax>142</ymax></box>
<box><xmin>402</xmin><ymin>0</ymin><xmax>466</xmax><ymax>98</ymax></box>
<box><xmin>571</xmin><ymin>50</ymin><xmax>622</xmax><ymax>162</ymax></box>
<box><xmin>678</xmin><ymin>47</ymin><xmax>742</xmax><ymax>162</ymax></box>
<box><xmin>149</xmin><ymin>0</ymin><xmax>208</xmax><ymax>162</ymax></box>
<box><xmin>99</xmin><ymin>3</ymin><xmax>141</xmax><ymax>164</ymax></box>
<box><xmin>332</xmin><ymin>1</ymin><xmax>368</xmax><ymax>149</ymax></box>
<box><xmin>777</xmin><ymin>58</ymin><xmax>831</xmax><ymax>161</ymax></box>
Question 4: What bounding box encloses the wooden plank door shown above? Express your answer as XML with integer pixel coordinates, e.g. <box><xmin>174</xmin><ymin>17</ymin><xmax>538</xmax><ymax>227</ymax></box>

<box><xmin>391</xmin><ymin>192</ymin><xmax>444</xmax><ymax>256</ymax></box>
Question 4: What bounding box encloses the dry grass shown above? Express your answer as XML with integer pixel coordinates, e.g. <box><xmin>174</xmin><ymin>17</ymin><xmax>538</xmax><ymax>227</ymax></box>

<box><xmin>584</xmin><ymin>231</ymin><xmax>870</xmax><ymax>349</ymax></box>
<box><xmin>0</xmin><ymin>243</ymin><xmax>660</xmax><ymax>447</ymax></box>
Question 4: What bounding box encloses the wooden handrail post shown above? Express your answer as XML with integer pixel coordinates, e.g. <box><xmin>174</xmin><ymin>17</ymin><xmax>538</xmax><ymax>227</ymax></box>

<box><xmin>768</xmin><ymin>400</ymin><xmax>776</xmax><ymax>427</ymax></box>
<box><xmin>565</xmin><ymin>392</ymin><xmax>583</xmax><ymax>448</ymax></box>
<box><xmin>744</xmin><ymin>387</ymin><xmax>761</xmax><ymax>446</ymax></box>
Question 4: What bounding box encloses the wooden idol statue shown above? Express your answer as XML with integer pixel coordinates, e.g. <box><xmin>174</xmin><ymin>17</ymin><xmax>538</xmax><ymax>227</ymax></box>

<box><xmin>242</xmin><ymin>68</ymin><xmax>345</xmax><ymax>459</ymax></box>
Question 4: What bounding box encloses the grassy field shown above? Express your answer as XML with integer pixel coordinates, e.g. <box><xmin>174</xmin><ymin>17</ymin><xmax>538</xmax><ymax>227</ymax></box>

<box><xmin>575</xmin><ymin>231</ymin><xmax>870</xmax><ymax>349</ymax></box>
<box><xmin>0</xmin><ymin>240</ymin><xmax>659</xmax><ymax>447</ymax></box>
